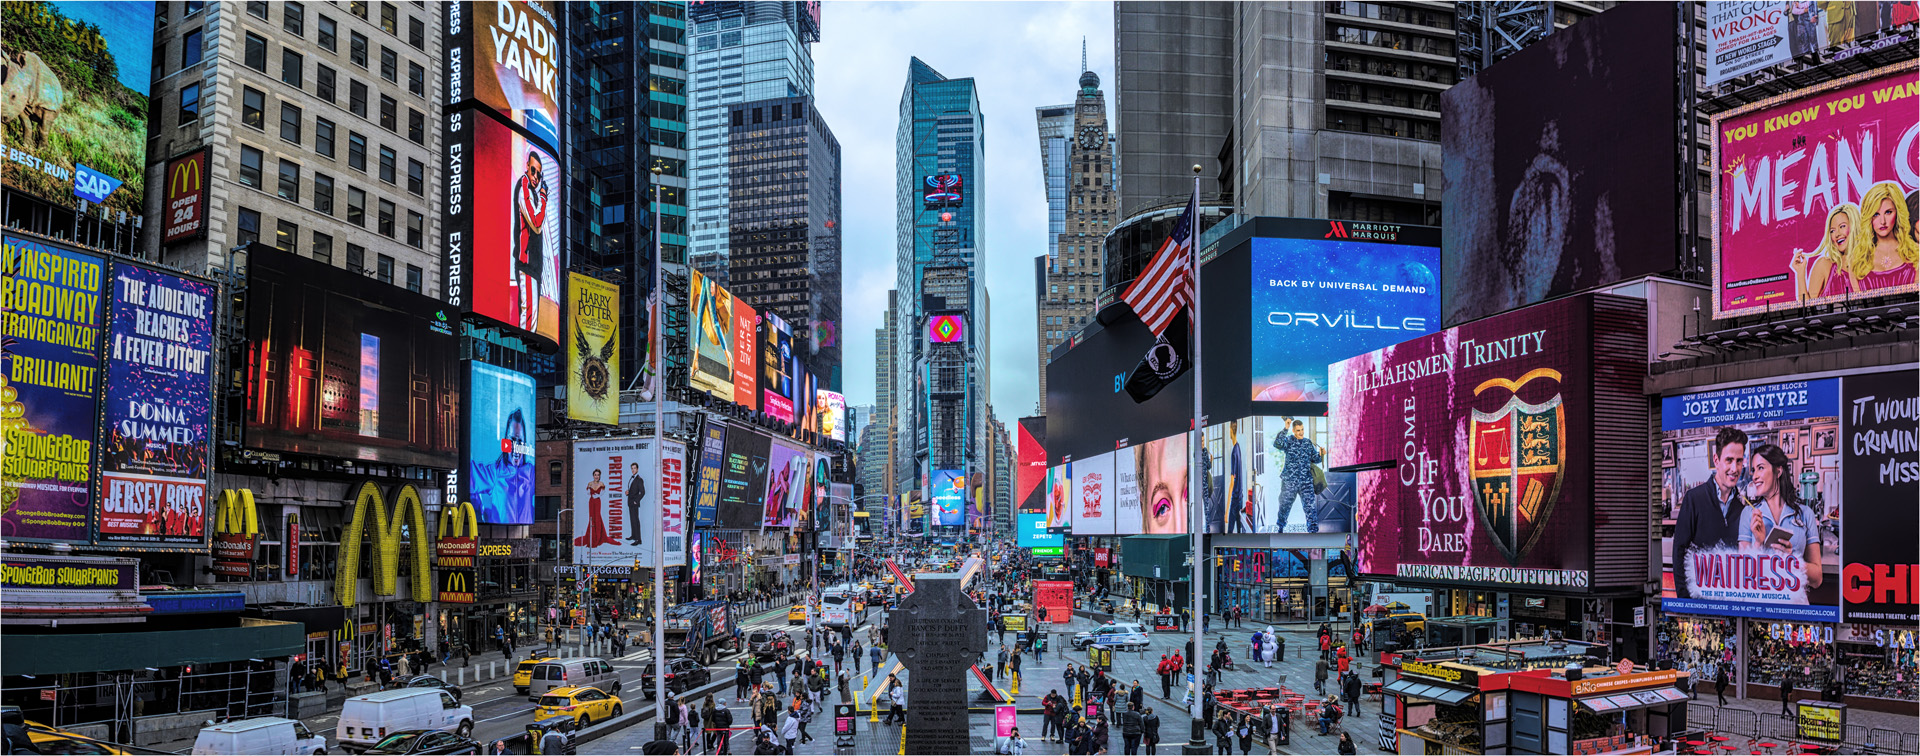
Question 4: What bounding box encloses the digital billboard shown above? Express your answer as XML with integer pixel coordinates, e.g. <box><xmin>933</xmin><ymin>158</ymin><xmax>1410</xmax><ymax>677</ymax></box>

<box><xmin>763</xmin><ymin>440</ymin><xmax>808</xmax><ymax>529</ymax></box>
<box><xmin>1125</xmin><ymin>432</ymin><xmax>1191</xmax><ymax>535</ymax></box>
<box><xmin>1661</xmin><ymin>379</ymin><xmax>1842</xmax><ymax>621</ymax></box>
<box><xmin>1017</xmin><ymin>417</ymin><xmax>1048</xmax><ymax>513</ymax></box>
<box><xmin>1704</xmin><ymin>2</ymin><xmax>1916</xmax><ymax>86</ymax></box>
<box><xmin>1250</xmin><ymin>232</ymin><xmax>1440</xmax><ymax>402</ymax></box>
<box><xmin>1202</xmin><ymin>416</ymin><xmax>1353</xmax><ymax>535</ymax></box>
<box><xmin>1441</xmin><ymin>1</ymin><xmax>1678</xmax><ymax>327</ymax></box>
<box><xmin>245</xmin><ymin>246</ymin><xmax>461</xmax><ymax>469</ymax></box>
<box><xmin>1839</xmin><ymin>369</ymin><xmax>1918</xmax><ymax>625</ymax></box>
<box><xmin>467</xmin><ymin>362</ymin><xmax>535</xmax><ymax>524</ymax></box>
<box><xmin>691</xmin><ymin>421</ymin><xmax>727</xmax><ymax>527</ymax></box>
<box><xmin>761</xmin><ymin>311</ymin><xmax>796</xmax><ymax>422</ymax></box>
<box><xmin>1710</xmin><ymin>62</ymin><xmax>1918</xmax><ymax>318</ymax></box>
<box><xmin>1070</xmin><ymin>452</ymin><xmax>1115</xmax><ymax>535</ymax></box>
<box><xmin>0</xmin><ymin>1</ymin><xmax>153</xmax><ymax>216</ymax></box>
<box><xmin>442</xmin><ymin>109</ymin><xmax>562</xmax><ymax>344</ymax></box>
<box><xmin>1017</xmin><ymin>512</ymin><xmax>1063</xmax><ymax>550</ymax></box>
<box><xmin>566</xmin><ymin>273</ymin><xmax>619</xmax><ymax>425</ymax></box>
<box><xmin>815</xmin><ymin>389</ymin><xmax>846</xmax><ymax>442</ymax></box>
<box><xmin>715</xmin><ymin>426</ymin><xmax>771</xmax><ymax>528</ymax></box>
<box><xmin>1</xmin><ymin>234</ymin><xmax>103</xmax><ymax>542</ymax></box>
<box><xmin>96</xmin><ymin>260</ymin><xmax>216</xmax><ymax>545</ymax></box>
<box><xmin>443</xmin><ymin>0</ymin><xmax>561</xmax><ymax>148</ymax></box>
<box><xmin>689</xmin><ymin>269</ymin><xmax>737</xmax><ymax>402</ymax></box>
<box><xmin>572</xmin><ymin>436</ymin><xmax>687</xmax><ymax>569</ymax></box>
<box><xmin>928</xmin><ymin>314</ymin><xmax>965</xmax><ymax>344</ymax></box>
<box><xmin>930</xmin><ymin>469</ymin><xmax>966</xmax><ymax>527</ymax></box>
<box><xmin>1329</xmin><ymin>293</ymin><xmax>1649</xmax><ymax>591</ymax></box>
<box><xmin>922</xmin><ymin>174</ymin><xmax>963</xmax><ymax>207</ymax></box>
<box><xmin>731</xmin><ymin>296</ymin><xmax>758</xmax><ymax>411</ymax></box>
<box><xmin>1043</xmin><ymin>462</ymin><xmax>1071</xmax><ymax>532</ymax></box>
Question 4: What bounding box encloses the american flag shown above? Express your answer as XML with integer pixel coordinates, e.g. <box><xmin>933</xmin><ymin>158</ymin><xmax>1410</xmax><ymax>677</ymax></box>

<box><xmin>1121</xmin><ymin>188</ymin><xmax>1197</xmax><ymax>336</ymax></box>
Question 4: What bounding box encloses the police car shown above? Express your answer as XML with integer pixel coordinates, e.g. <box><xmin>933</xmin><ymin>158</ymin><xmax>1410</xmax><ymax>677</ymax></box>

<box><xmin>1070</xmin><ymin>622</ymin><xmax>1151</xmax><ymax>651</ymax></box>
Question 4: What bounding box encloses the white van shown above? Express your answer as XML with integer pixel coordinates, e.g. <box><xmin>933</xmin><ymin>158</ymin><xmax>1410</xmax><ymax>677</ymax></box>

<box><xmin>526</xmin><ymin>658</ymin><xmax>621</xmax><ymax>700</ymax></box>
<box><xmin>191</xmin><ymin>717</ymin><xmax>327</xmax><ymax>755</ymax></box>
<box><xmin>336</xmin><ymin>688</ymin><xmax>473</xmax><ymax>753</ymax></box>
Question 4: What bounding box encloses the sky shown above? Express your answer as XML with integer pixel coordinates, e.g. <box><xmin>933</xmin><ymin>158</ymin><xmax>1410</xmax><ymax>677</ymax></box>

<box><xmin>814</xmin><ymin>1</ymin><xmax>1115</xmax><ymax>422</ymax></box>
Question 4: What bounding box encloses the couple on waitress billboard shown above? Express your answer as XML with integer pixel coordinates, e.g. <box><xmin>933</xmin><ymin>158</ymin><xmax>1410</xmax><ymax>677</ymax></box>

<box><xmin>1671</xmin><ymin>426</ymin><xmax>1826</xmax><ymax>602</ymax></box>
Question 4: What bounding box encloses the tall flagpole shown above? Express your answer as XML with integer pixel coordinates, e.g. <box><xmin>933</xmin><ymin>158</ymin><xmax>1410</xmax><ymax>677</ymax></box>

<box><xmin>649</xmin><ymin>167</ymin><xmax>670</xmax><ymax>733</ymax></box>
<box><xmin>1183</xmin><ymin>166</ymin><xmax>1209</xmax><ymax>756</ymax></box>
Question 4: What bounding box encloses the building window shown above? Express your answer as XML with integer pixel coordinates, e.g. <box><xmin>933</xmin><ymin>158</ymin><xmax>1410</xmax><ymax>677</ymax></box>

<box><xmin>238</xmin><ymin>146</ymin><xmax>263</xmax><ymax>188</ymax></box>
<box><xmin>349</xmin><ymin>80</ymin><xmax>368</xmax><ymax>117</ymax></box>
<box><xmin>408</xmin><ymin>17</ymin><xmax>425</xmax><ymax>49</ymax></box>
<box><xmin>182</xmin><ymin>29</ymin><xmax>203</xmax><ymax>67</ymax></box>
<box><xmin>184</xmin><ymin>0</ymin><xmax>204</xmax><ymax>17</ymax></box>
<box><xmin>178</xmin><ymin>83</ymin><xmax>200</xmax><ymax>123</ymax></box>
<box><xmin>244</xmin><ymin>32</ymin><xmax>267</xmax><ymax>71</ymax></box>
<box><xmin>284</xmin><ymin>1</ymin><xmax>305</xmax><ymax>34</ymax></box>
<box><xmin>407</xmin><ymin>109</ymin><xmax>424</xmax><ymax>144</ymax></box>
<box><xmin>406</xmin><ymin>159</ymin><xmax>424</xmax><ymax>195</ymax></box>
<box><xmin>347</xmin><ymin>132</ymin><xmax>367</xmax><ymax>171</ymax></box>
<box><xmin>316</xmin><ymin>64</ymin><xmax>336</xmax><ymax>102</ymax></box>
<box><xmin>377</xmin><ymin>254</ymin><xmax>394</xmax><ymax>284</ymax></box>
<box><xmin>406</xmin><ymin>264</ymin><xmax>423</xmax><ymax>292</ymax></box>
<box><xmin>347</xmin><ymin>187</ymin><xmax>366</xmax><ymax>226</ymax></box>
<box><xmin>247</xmin><ymin>1</ymin><xmax>269</xmax><ymax>19</ymax></box>
<box><xmin>547</xmin><ymin>461</ymin><xmax>563</xmax><ymax>486</ymax></box>
<box><xmin>379</xmin><ymin>95</ymin><xmax>397</xmax><ymax>131</ymax></box>
<box><xmin>237</xmin><ymin>208</ymin><xmax>261</xmax><ymax>244</ymax></box>
<box><xmin>318</xmin><ymin>15</ymin><xmax>337</xmax><ymax>52</ymax></box>
<box><xmin>350</xmin><ymin>31</ymin><xmax>368</xmax><ymax>67</ymax></box>
<box><xmin>312</xmin><ymin>231</ymin><xmax>333</xmax><ymax>263</ymax></box>
<box><xmin>346</xmin><ymin>243</ymin><xmax>366</xmax><ymax>273</ymax></box>
<box><xmin>275</xmin><ymin>219</ymin><xmax>298</xmax><ymax>252</ymax></box>
<box><xmin>280</xmin><ymin>49</ymin><xmax>305</xmax><ymax>87</ymax></box>
<box><xmin>277</xmin><ymin>160</ymin><xmax>301</xmax><ymax>201</ymax></box>
<box><xmin>315</xmin><ymin>118</ymin><xmax>336</xmax><ymax>157</ymax></box>
<box><xmin>380</xmin><ymin>2</ymin><xmax>398</xmax><ymax>34</ymax></box>
<box><xmin>380</xmin><ymin>47</ymin><xmax>398</xmax><ymax>82</ymax></box>
<box><xmin>314</xmin><ymin>173</ymin><xmax>335</xmax><ymax>214</ymax></box>
<box><xmin>378</xmin><ymin>199</ymin><xmax>396</xmax><ymax>237</ymax></box>
<box><xmin>406</xmin><ymin>211</ymin><xmax>423</xmax><ymax>247</ymax></box>
<box><xmin>279</xmin><ymin>103</ymin><xmax>302</xmax><ymax>142</ymax></box>
<box><xmin>378</xmin><ymin>146</ymin><xmax>396</xmax><ymax>183</ymax></box>
<box><xmin>350</xmin><ymin>0</ymin><xmax>368</xmax><ymax>20</ymax></box>
<box><xmin>408</xmin><ymin>62</ymin><xmax>424</xmax><ymax>96</ymax></box>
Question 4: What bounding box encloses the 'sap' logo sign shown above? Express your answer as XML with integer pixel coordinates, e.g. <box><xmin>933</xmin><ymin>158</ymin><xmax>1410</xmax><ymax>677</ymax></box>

<box><xmin>73</xmin><ymin>164</ymin><xmax>123</xmax><ymax>204</ymax></box>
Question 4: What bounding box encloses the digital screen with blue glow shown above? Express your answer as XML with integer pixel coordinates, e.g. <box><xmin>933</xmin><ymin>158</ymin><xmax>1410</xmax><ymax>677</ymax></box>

<box><xmin>930</xmin><ymin>469</ymin><xmax>966</xmax><ymax>527</ymax></box>
<box><xmin>1017</xmin><ymin>512</ymin><xmax>1064</xmax><ymax>550</ymax></box>
<box><xmin>1249</xmin><ymin>235</ymin><xmax>1441</xmax><ymax>403</ymax></box>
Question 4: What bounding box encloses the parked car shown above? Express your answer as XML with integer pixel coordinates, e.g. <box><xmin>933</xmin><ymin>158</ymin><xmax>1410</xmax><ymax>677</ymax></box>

<box><xmin>191</xmin><ymin>717</ymin><xmax>326</xmax><ymax>755</ymax></box>
<box><xmin>362</xmin><ymin>729</ymin><xmax>481</xmax><ymax>755</ymax></box>
<box><xmin>532</xmin><ymin>686</ymin><xmax>623</xmax><ymax>728</ymax></box>
<box><xmin>336</xmin><ymin>688</ymin><xmax>474</xmax><ymax>753</ymax></box>
<box><xmin>1070</xmin><ymin>622</ymin><xmax>1151</xmax><ymax>651</ymax></box>
<box><xmin>639</xmin><ymin>657</ymin><xmax>713</xmax><ymax>699</ymax></box>
<box><xmin>403</xmin><ymin>675</ymin><xmax>461</xmax><ymax>703</ymax></box>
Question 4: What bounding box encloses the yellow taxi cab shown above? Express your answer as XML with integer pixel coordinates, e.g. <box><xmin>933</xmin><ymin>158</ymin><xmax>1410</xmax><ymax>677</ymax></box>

<box><xmin>514</xmin><ymin>654</ymin><xmax>559</xmax><ymax>694</ymax></box>
<box><xmin>533</xmin><ymin>686</ymin><xmax>624</xmax><ymax>727</ymax></box>
<box><xmin>881</xmin><ymin>574</ymin><xmax>896</xmax><ymax>584</ymax></box>
<box><xmin>788</xmin><ymin>604</ymin><xmax>807</xmax><ymax>624</ymax></box>
<box><xmin>22</xmin><ymin>719</ymin><xmax>127</xmax><ymax>754</ymax></box>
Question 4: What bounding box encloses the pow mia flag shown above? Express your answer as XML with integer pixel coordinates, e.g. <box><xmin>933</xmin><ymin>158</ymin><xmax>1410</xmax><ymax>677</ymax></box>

<box><xmin>1123</xmin><ymin>311</ymin><xmax>1190</xmax><ymax>403</ymax></box>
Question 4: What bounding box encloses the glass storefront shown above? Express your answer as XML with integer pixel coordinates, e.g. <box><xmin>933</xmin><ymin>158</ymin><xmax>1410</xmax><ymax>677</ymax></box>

<box><xmin>1837</xmin><ymin>625</ymin><xmax>1918</xmax><ymax>700</ymax></box>
<box><xmin>1214</xmin><ymin>547</ymin><xmax>1352</xmax><ymax>623</ymax></box>
<box><xmin>1654</xmin><ymin>615</ymin><xmax>1737</xmax><ymax>676</ymax></box>
<box><xmin>1747</xmin><ymin>621</ymin><xmax>1837</xmax><ymax>692</ymax></box>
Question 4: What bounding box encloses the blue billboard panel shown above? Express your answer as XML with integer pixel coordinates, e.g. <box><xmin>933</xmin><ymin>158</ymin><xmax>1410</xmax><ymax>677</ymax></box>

<box><xmin>1017</xmin><ymin>512</ymin><xmax>1064</xmax><ymax>550</ymax></box>
<box><xmin>930</xmin><ymin>469</ymin><xmax>965</xmax><ymax>527</ymax></box>
<box><xmin>1249</xmin><ymin>235</ymin><xmax>1441</xmax><ymax>402</ymax></box>
<box><xmin>468</xmin><ymin>362</ymin><xmax>536</xmax><ymax>524</ymax></box>
<box><xmin>97</xmin><ymin>261</ymin><xmax>216</xmax><ymax>545</ymax></box>
<box><xmin>1</xmin><ymin>235</ymin><xmax>104</xmax><ymax>543</ymax></box>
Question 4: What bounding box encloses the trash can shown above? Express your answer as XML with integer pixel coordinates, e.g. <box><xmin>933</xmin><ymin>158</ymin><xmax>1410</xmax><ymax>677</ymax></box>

<box><xmin>526</xmin><ymin>716</ymin><xmax>576</xmax><ymax>755</ymax></box>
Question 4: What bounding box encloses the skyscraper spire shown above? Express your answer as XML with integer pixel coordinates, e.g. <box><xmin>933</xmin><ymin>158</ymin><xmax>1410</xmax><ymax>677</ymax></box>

<box><xmin>1082</xmin><ymin>37</ymin><xmax>1088</xmax><ymax>73</ymax></box>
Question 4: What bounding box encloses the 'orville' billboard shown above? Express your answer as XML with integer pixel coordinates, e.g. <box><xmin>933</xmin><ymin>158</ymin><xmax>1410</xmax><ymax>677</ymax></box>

<box><xmin>1329</xmin><ymin>293</ymin><xmax>1648</xmax><ymax>592</ymax></box>
<box><xmin>1711</xmin><ymin>62</ymin><xmax>1918</xmax><ymax>318</ymax></box>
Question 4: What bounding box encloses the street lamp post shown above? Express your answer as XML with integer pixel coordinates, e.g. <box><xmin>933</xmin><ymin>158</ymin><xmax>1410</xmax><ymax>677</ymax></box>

<box><xmin>648</xmin><ymin>168</ymin><xmax>670</xmax><ymax>737</ymax></box>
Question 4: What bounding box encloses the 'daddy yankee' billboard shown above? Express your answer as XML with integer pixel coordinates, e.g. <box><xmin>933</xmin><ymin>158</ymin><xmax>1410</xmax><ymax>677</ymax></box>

<box><xmin>1328</xmin><ymin>293</ymin><xmax>1648</xmax><ymax>591</ymax></box>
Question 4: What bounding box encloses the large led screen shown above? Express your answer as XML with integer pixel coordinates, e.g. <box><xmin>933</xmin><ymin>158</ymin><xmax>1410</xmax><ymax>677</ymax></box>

<box><xmin>1839</xmin><ymin>370</ymin><xmax>1918</xmax><ymax>625</ymax></box>
<box><xmin>442</xmin><ymin>109</ymin><xmax>562</xmax><ymax>344</ymax></box>
<box><xmin>1124</xmin><ymin>432</ymin><xmax>1191</xmax><ymax>535</ymax></box>
<box><xmin>96</xmin><ymin>260</ymin><xmax>216</xmax><ymax>545</ymax></box>
<box><xmin>444</xmin><ymin>0</ymin><xmax>561</xmax><ymax>148</ymax></box>
<box><xmin>1441</xmin><ymin>1</ymin><xmax>1678</xmax><ymax>327</ymax></box>
<box><xmin>1070</xmin><ymin>453</ymin><xmax>1115</xmax><ymax>535</ymax></box>
<box><xmin>761</xmin><ymin>310</ymin><xmax>797</xmax><ymax>422</ymax></box>
<box><xmin>930</xmin><ymin>469</ymin><xmax>966</xmax><ymax>527</ymax></box>
<box><xmin>763</xmin><ymin>440</ymin><xmax>809</xmax><ymax>529</ymax></box>
<box><xmin>691</xmin><ymin>421</ymin><xmax>727</xmax><ymax>527</ymax></box>
<box><xmin>1017</xmin><ymin>512</ymin><xmax>1063</xmax><ymax>550</ymax></box>
<box><xmin>715</xmin><ymin>426</ymin><xmax>771</xmax><ymax>528</ymax></box>
<box><xmin>572</xmin><ymin>437</ymin><xmax>687</xmax><ymax>569</ymax></box>
<box><xmin>689</xmin><ymin>269</ymin><xmax>739</xmax><ymax>403</ymax></box>
<box><xmin>467</xmin><ymin>362</ymin><xmax>535</xmax><ymax>524</ymax></box>
<box><xmin>1661</xmin><ymin>379</ymin><xmax>1842</xmax><ymax>622</ymax></box>
<box><xmin>815</xmin><ymin>389</ymin><xmax>847</xmax><ymax>442</ymax></box>
<box><xmin>1043</xmin><ymin>462</ymin><xmax>1071</xmax><ymax>532</ymax></box>
<box><xmin>922</xmin><ymin>174</ymin><xmax>963</xmax><ymax>207</ymax></box>
<box><xmin>566</xmin><ymin>273</ymin><xmax>619</xmax><ymax>425</ymax></box>
<box><xmin>0</xmin><ymin>1</ymin><xmax>154</xmax><ymax>217</ymax></box>
<box><xmin>731</xmin><ymin>297</ymin><xmax>758</xmax><ymax>411</ymax></box>
<box><xmin>1711</xmin><ymin>63</ymin><xmax>1918</xmax><ymax>318</ymax></box>
<box><xmin>1</xmin><ymin>235</ymin><xmax>103</xmax><ymax>542</ymax></box>
<box><xmin>1250</xmin><ymin>233</ymin><xmax>1440</xmax><ymax>402</ymax></box>
<box><xmin>1017</xmin><ymin>417</ymin><xmax>1048</xmax><ymax>513</ymax></box>
<box><xmin>245</xmin><ymin>247</ymin><xmax>460</xmax><ymax>469</ymax></box>
<box><xmin>1329</xmin><ymin>294</ymin><xmax>1648</xmax><ymax>591</ymax></box>
<box><xmin>1202</xmin><ymin>417</ymin><xmax>1353</xmax><ymax>536</ymax></box>
<box><xmin>928</xmin><ymin>314</ymin><xmax>965</xmax><ymax>344</ymax></box>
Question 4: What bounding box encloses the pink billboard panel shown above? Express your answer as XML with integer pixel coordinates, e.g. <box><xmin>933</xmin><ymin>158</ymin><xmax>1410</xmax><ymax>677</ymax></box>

<box><xmin>1712</xmin><ymin>62</ymin><xmax>1919</xmax><ymax>318</ymax></box>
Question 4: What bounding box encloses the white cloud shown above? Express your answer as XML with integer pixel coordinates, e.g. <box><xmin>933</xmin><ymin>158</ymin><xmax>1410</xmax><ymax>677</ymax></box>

<box><xmin>814</xmin><ymin>1</ymin><xmax>1114</xmax><ymax>422</ymax></box>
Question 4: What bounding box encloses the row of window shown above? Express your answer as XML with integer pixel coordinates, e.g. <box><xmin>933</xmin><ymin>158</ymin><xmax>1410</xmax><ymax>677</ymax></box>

<box><xmin>1326</xmin><ymin>1</ymin><xmax>1456</xmax><ymax>31</ymax></box>
<box><xmin>1327</xmin><ymin>52</ymin><xmax>1458</xmax><ymax>86</ymax></box>
<box><xmin>1327</xmin><ymin>24</ymin><xmax>1456</xmax><ymax>57</ymax></box>
<box><xmin>1326</xmin><ymin>108</ymin><xmax>1441</xmax><ymax>141</ymax></box>
<box><xmin>235</xmin><ymin>144</ymin><xmax>425</xmax><ymax>247</ymax></box>
<box><xmin>1328</xmin><ymin>81</ymin><xmax>1441</xmax><ymax>112</ymax></box>
<box><xmin>237</xmin><ymin>86</ymin><xmax>425</xmax><ymax>191</ymax></box>
<box><xmin>247</xmin><ymin>0</ymin><xmax>426</xmax><ymax>50</ymax></box>
<box><xmin>235</xmin><ymin>205</ymin><xmax>422</xmax><ymax>292</ymax></box>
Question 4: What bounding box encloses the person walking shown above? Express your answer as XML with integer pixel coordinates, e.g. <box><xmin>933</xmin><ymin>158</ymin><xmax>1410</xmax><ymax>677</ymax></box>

<box><xmin>1343</xmin><ymin>671</ymin><xmax>1363</xmax><ymax>715</ymax></box>
<box><xmin>1142</xmin><ymin>707</ymin><xmax>1161</xmax><ymax>756</ymax></box>
<box><xmin>997</xmin><ymin>646</ymin><xmax>1010</xmax><ymax>679</ymax></box>
<box><xmin>1716</xmin><ymin>662</ymin><xmax>1731</xmax><ymax>706</ymax></box>
<box><xmin>1314</xmin><ymin>656</ymin><xmax>1329</xmax><ymax>696</ymax></box>
<box><xmin>1779</xmin><ymin>666</ymin><xmax>1797</xmax><ymax>717</ymax></box>
<box><xmin>777</xmin><ymin>708</ymin><xmax>800</xmax><ymax>755</ymax></box>
<box><xmin>1041</xmin><ymin>691</ymin><xmax>1064</xmax><ymax>743</ymax></box>
<box><xmin>1235</xmin><ymin>713</ymin><xmax>1254</xmax><ymax>755</ymax></box>
<box><xmin>1211</xmin><ymin>711</ymin><xmax>1234</xmax><ymax>755</ymax></box>
<box><xmin>1337</xmin><ymin>732</ymin><xmax>1358</xmax><ymax>755</ymax></box>
<box><xmin>1009</xmin><ymin>644</ymin><xmax>1023</xmax><ymax>689</ymax></box>
<box><xmin>1129</xmin><ymin>680</ymin><xmax>1145</xmax><ymax>711</ymax></box>
<box><xmin>1120</xmin><ymin>704</ymin><xmax>1144</xmax><ymax>755</ymax></box>
<box><xmin>851</xmin><ymin>640</ymin><xmax>864</xmax><ymax>674</ymax></box>
<box><xmin>883</xmin><ymin>678</ymin><xmax>906</xmax><ymax>726</ymax></box>
<box><xmin>1156</xmin><ymin>654</ymin><xmax>1174</xmax><ymax>699</ymax></box>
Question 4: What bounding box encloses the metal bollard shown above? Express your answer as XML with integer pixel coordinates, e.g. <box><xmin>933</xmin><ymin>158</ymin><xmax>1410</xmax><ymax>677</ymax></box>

<box><xmin>458</xmin><ymin>668</ymin><xmax>465</xmax><ymax>686</ymax></box>
<box><xmin>491</xmin><ymin>662</ymin><xmax>498</xmax><ymax>680</ymax></box>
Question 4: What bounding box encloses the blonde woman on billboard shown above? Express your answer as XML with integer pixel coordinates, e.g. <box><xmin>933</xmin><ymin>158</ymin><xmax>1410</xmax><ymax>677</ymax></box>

<box><xmin>1790</xmin><ymin>203</ymin><xmax>1857</xmax><ymax>300</ymax></box>
<box><xmin>1847</xmin><ymin>181</ymin><xmax>1919</xmax><ymax>293</ymax></box>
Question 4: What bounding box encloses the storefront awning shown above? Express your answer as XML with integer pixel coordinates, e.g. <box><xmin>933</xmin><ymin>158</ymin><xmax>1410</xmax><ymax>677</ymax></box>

<box><xmin>1575</xmin><ymin>687</ymin><xmax>1688</xmax><ymax>713</ymax></box>
<box><xmin>1384</xmin><ymin>677</ymin><xmax>1476</xmax><ymax>705</ymax></box>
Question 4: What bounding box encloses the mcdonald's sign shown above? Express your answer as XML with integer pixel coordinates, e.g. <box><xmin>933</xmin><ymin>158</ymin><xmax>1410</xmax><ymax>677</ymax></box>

<box><xmin>438</xmin><ymin>568</ymin><xmax>476</xmax><ymax>604</ymax></box>
<box><xmin>436</xmin><ymin>501</ymin><xmax>479</xmax><ymax>567</ymax></box>
<box><xmin>212</xmin><ymin>489</ymin><xmax>260</xmax><ymax>577</ymax></box>
<box><xmin>335</xmin><ymin>481</ymin><xmax>435</xmax><ymax>606</ymax></box>
<box><xmin>162</xmin><ymin>148</ymin><xmax>210</xmax><ymax>243</ymax></box>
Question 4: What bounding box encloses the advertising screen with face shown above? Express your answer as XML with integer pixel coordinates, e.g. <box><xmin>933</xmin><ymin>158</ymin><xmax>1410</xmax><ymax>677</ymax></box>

<box><xmin>931</xmin><ymin>469</ymin><xmax>966</xmax><ymax>527</ymax></box>
<box><xmin>1071</xmin><ymin>452</ymin><xmax>1115</xmax><ymax>535</ymax></box>
<box><xmin>1704</xmin><ymin>2</ymin><xmax>1913</xmax><ymax>86</ymax></box>
<box><xmin>97</xmin><ymin>261</ymin><xmax>217</xmax><ymax>545</ymax></box>
<box><xmin>1204</xmin><ymin>416</ymin><xmax>1354</xmax><ymax>536</ymax></box>
<box><xmin>688</xmin><ymin>269</ymin><xmax>735</xmax><ymax>401</ymax></box>
<box><xmin>1661</xmin><ymin>379</ymin><xmax>1842</xmax><ymax>621</ymax></box>
<box><xmin>1</xmin><ymin>235</ymin><xmax>103</xmax><ymax>542</ymax></box>
<box><xmin>1839</xmin><ymin>369</ymin><xmax>1918</xmax><ymax>625</ymax></box>
<box><xmin>1131</xmin><ymin>432</ymin><xmax>1191</xmax><ymax>535</ymax></box>
<box><xmin>1250</xmin><ymin>234</ymin><xmax>1440</xmax><ymax>402</ymax></box>
<box><xmin>1044</xmin><ymin>462</ymin><xmax>1072</xmax><ymax>532</ymax></box>
<box><xmin>0</xmin><ymin>1</ymin><xmax>154</xmax><ymax>217</ymax></box>
<box><xmin>571</xmin><ymin>437</ymin><xmax>687</xmax><ymax>568</ymax></box>
<box><xmin>1712</xmin><ymin>63</ymin><xmax>1919</xmax><ymax>318</ymax></box>
<box><xmin>444</xmin><ymin>111</ymin><xmax>561</xmax><ymax>344</ymax></box>
<box><xmin>467</xmin><ymin>362</ymin><xmax>536</xmax><ymax>524</ymax></box>
<box><xmin>1329</xmin><ymin>296</ymin><xmax>1598</xmax><ymax>588</ymax></box>
<box><xmin>762</xmin><ymin>440</ymin><xmax>808</xmax><ymax>529</ymax></box>
<box><xmin>243</xmin><ymin>246</ymin><xmax>460</xmax><ymax>469</ymax></box>
<box><xmin>444</xmin><ymin>0</ymin><xmax>561</xmax><ymax>148</ymax></box>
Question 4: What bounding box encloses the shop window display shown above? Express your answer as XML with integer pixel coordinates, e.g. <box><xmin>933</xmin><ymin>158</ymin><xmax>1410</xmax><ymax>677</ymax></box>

<box><xmin>1836</xmin><ymin>625</ymin><xmax>1918</xmax><ymax>701</ymax></box>
<box><xmin>1655</xmin><ymin>616</ymin><xmax>1737</xmax><ymax>680</ymax></box>
<box><xmin>1746</xmin><ymin>622</ymin><xmax>1835</xmax><ymax>693</ymax></box>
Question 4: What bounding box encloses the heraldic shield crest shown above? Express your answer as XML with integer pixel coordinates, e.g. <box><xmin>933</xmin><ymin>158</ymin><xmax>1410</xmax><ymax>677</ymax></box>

<box><xmin>1469</xmin><ymin>368</ymin><xmax>1566</xmax><ymax>565</ymax></box>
